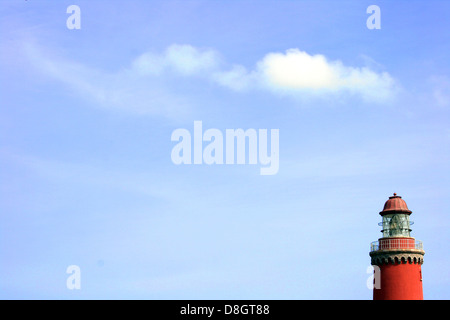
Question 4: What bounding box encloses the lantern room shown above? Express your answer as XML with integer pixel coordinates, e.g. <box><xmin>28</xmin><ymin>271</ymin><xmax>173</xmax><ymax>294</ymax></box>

<box><xmin>378</xmin><ymin>193</ymin><xmax>413</xmax><ymax>238</ymax></box>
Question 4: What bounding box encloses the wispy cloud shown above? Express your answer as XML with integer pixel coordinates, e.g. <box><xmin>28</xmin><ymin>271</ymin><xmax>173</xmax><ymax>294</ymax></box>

<box><xmin>132</xmin><ymin>44</ymin><xmax>221</xmax><ymax>76</ymax></box>
<box><xmin>131</xmin><ymin>45</ymin><xmax>398</xmax><ymax>102</ymax></box>
<box><xmin>429</xmin><ymin>75</ymin><xmax>450</xmax><ymax>108</ymax></box>
<box><xmin>22</xmin><ymin>41</ymin><xmax>192</xmax><ymax>119</ymax></box>
<box><xmin>21</xmin><ymin>41</ymin><xmax>397</xmax><ymax>118</ymax></box>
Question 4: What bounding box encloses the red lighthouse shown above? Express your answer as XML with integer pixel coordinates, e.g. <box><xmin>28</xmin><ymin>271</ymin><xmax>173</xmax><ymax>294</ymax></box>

<box><xmin>370</xmin><ymin>193</ymin><xmax>425</xmax><ymax>300</ymax></box>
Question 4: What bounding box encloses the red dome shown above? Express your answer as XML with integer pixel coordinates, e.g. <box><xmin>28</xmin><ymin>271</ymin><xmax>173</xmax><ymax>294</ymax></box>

<box><xmin>380</xmin><ymin>193</ymin><xmax>412</xmax><ymax>215</ymax></box>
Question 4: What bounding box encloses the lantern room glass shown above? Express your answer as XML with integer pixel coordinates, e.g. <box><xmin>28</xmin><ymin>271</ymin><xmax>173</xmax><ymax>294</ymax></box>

<box><xmin>379</xmin><ymin>213</ymin><xmax>412</xmax><ymax>238</ymax></box>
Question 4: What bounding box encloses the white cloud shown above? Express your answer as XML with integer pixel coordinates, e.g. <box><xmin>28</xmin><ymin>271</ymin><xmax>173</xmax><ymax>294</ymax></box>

<box><xmin>89</xmin><ymin>43</ymin><xmax>399</xmax><ymax>103</ymax></box>
<box><xmin>258</xmin><ymin>50</ymin><xmax>336</xmax><ymax>90</ymax></box>
<box><xmin>219</xmin><ymin>48</ymin><xmax>397</xmax><ymax>102</ymax></box>
<box><xmin>22</xmin><ymin>41</ymin><xmax>397</xmax><ymax>118</ymax></box>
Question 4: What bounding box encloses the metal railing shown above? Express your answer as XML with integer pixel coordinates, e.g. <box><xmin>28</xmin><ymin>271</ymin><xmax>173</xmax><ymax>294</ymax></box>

<box><xmin>370</xmin><ymin>239</ymin><xmax>423</xmax><ymax>252</ymax></box>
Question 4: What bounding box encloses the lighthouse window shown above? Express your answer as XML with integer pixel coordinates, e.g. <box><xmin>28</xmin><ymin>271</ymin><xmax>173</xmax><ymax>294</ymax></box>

<box><xmin>380</xmin><ymin>214</ymin><xmax>411</xmax><ymax>237</ymax></box>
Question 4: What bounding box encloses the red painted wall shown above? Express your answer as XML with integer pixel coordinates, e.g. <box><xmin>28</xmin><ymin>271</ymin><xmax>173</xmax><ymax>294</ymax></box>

<box><xmin>374</xmin><ymin>262</ymin><xmax>423</xmax><ymax>300</ymax></box>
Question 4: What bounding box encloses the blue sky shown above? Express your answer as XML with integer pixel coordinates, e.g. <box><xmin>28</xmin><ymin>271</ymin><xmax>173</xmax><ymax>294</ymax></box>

<box><xmin>1</xmin><ymin>0</ymin><xmax>449</xmax><ymax>299</ymax></box>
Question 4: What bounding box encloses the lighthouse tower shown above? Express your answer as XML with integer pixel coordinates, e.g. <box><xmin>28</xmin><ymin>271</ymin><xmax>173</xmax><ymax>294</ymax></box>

<box><xmin>370</xmin><ymin>193</ymin><xmax>425</xmax><ymax>300</ymax></box>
